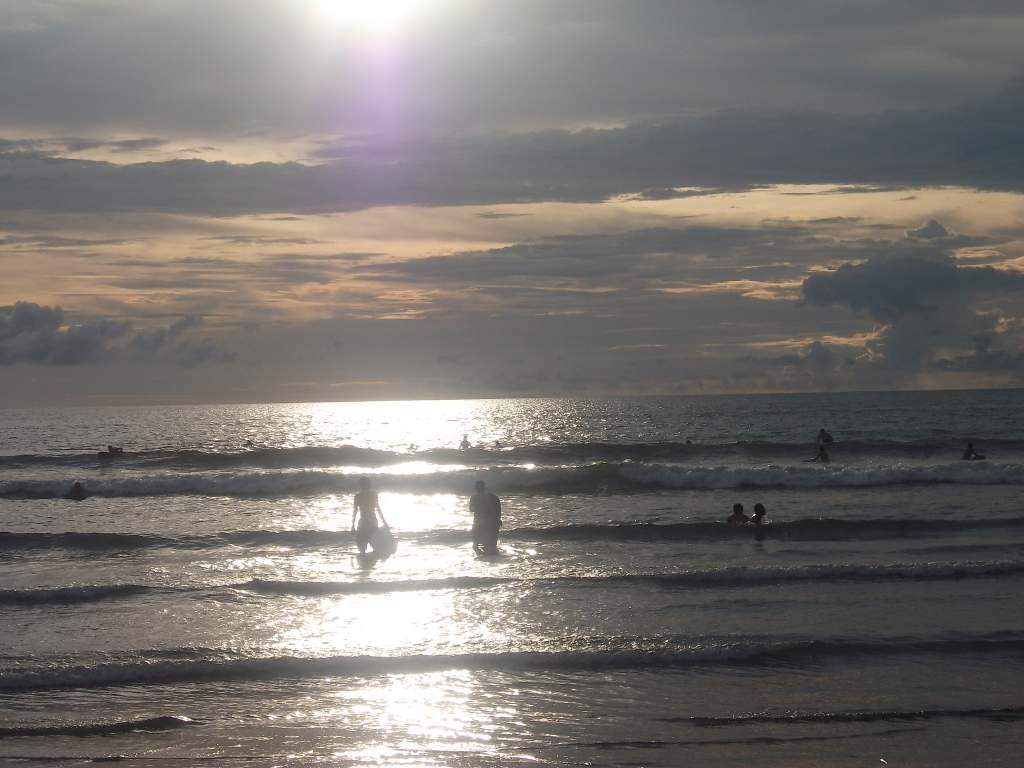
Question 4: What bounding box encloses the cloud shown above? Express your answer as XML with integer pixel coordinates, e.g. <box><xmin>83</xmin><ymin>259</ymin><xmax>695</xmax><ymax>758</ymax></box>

<box><xmin>128</xmin><ymin>314</ymin><xmax>201</xmax><ymax>355</ymax></box>
<box><xmin>355</xmin><ymin>225</ymin><xmax>811</xmax><ymax>286</ymax></box>
<box><xmin>3</xmin><ymin>1</ymin><xmax>1024</xmax><ymax>140</ymax></box>
<box><xmin>173</xmin><ymin>337</ymin><xmax>237</xmax><ymax>367</ymax></box>
<box><xmin>801</xmin><ymin>252</ymin><xmax>1024</xmax><ymax>379</ymax></box>
<box><xmin>3</xmin><ymin>82</ymin><xmax>1024</xmax><ymax>214</ymax></box>
<box><xmin>0</xmin><ymin>302</ymin><xmax>234</xmax><ymax>367</ymax></box>
<box><xmin>801</xmin><ymin>252</ymin><xmax>1023</xmax><ymax>321</ymax></box>
<box><xmin>906</xmin><ymin>218</ymin><xmax>951</xmax><ymax>239</ymax></box>
<box><xmin>0</xmin><ymin>301</ymin><xmax>129</xmax><ymax>365</ymax></box>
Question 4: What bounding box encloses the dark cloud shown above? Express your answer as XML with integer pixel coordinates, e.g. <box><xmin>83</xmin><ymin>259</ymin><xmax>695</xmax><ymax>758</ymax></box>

<box><xmin>108</xmin><ymin>137</ymin><xmax>167</xmax><ymax>153</ymax></box>
<box><xmin>801</xmin><ymin>253</ymin><xmax>1024</xmax><ymax>379</ymax></box>
<box><xmin>0</xmin><ymin>233</ymin><xmax>138</xmax><ymax>250</ymax></box>
<box><xmin>173</xmin><ymin>337</ymin><xmax>237</xmax><ymax>367</ymax></box>
<box><xmin>2</xmin><ymin>80</ymin><xmax>1024</xmax><ymax>214</ymax></box>
<box><xmin>0</xmin><ymin>301</ymin><xmax>129</xmax><ymax>365</ymax></box>
<box><xmin>0</xmin><ymin>302</ymin><xmax>234</xmax><ymax>367</ymax></box>
<box><xmin>202</xmin><ymin>235</ymin><xmax>323</xmax><ymax>246</ymax></box>
<box><xmin>906</xmin><ymin>218</ymin><xmax>952</xmax><ymax>239</ymax></box>
<box><xmin>128</xmin><ymin>314</ymin><xmax>201</xmax><ymax>355</ymax></box>
<box><xmin>3</xmin><ymin>1</ymin><xmax>1024</xmax><ymax>139</ymax></box>
<box><xmin>356</xmin><ymin>226</ymin><xmax>810</xmax><ymax>285</ymax></box>
<box><xmin>801</xmin><ymin>252</ymin><xmax>1023</xmax><ymax>321</ymax></box>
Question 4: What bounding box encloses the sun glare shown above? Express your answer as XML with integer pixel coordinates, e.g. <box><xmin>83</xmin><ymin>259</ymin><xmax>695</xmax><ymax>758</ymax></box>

<box><xmin>313</xmin><ymin>0</ymin><xmax>433</xmax><ymax>34</ymax></box>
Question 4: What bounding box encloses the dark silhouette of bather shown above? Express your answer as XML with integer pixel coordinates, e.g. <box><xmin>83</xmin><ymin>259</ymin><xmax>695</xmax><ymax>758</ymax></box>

<box><xmin>67</xmin><ymin>481</ymin><xmax>88</xmax><ymax>501</ymax></box>
<box><xmin>962</xmin><ymin>442</ymin><xmax>986</xmax><ymax>460</ymax></box>
<box><xmin>98</xmin><ymin>445</ymin><xmax>123</xmax><ymax>460</ymax></box>
<box><xmin>459</xmin><ymin>434</ymin><xmax>472</xmax><ymax>450</ymax></box>
<box><xmin>351</xmin><ymin>477</ymin><xmax>388</xmax><ymax>555</ymax></box>
<box><xmin>727</xmin><ymin>503</ymin><xmax>749</xmax><ymax>526</ymax></box>
<box><xmin>751</xmin><ymin>503</ymin><xmax>767</xmax><ymax>525</ymax></box>
<box><xmin>470</xmin><ymin>479</ymin><xmax>502</xmax><ymax>555</ymax></box>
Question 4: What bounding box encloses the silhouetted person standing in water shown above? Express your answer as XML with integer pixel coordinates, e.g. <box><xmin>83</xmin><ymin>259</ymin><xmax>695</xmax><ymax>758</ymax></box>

<box><xmin>351</xmin><ymin>477</ymin><xmax>388</xmax><ymax>555</ymax></box>
<box><xmin>67</xmin><ymin>481</ymin><xmax>87</xmax><ymax>501</ymax></box>
<box><xmin>727</xmin><ymin>503</ymin><xmax>749</xmax><ymax>526</ymax></box>
<box><xmin>751</xmin><ymin>503</ymin><xmax>767</xmax><ymax>525</ymax></box>
<box><xmin>470</xmin><ymin>479</ymin><xmax>501</xmax><ymax>555</ymax></box>
<box><xmin>460</xmin><ymin>434</ymin><xmax>472</xmax><ymax>450</ymax></box>
<box><xmin>962</xmin><ymin>442</ymin><xmax>985</xmax><ymax>460</ymax></box>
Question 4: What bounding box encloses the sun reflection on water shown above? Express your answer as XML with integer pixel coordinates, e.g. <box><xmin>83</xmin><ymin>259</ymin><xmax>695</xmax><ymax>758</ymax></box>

<box><xmin>324</xmin><ymin>671</ymin><xmax>533</xmax><ymax>765</ymax></box>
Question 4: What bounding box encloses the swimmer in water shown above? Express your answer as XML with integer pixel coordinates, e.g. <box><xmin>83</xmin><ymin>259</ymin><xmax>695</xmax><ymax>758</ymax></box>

<box><xmin>962</xmin><ymin>441</ymin><xmax>985</xmax><ymax>460</ymax></box>
<box><xmin>751</xmin><ymin>503</ymin><xmax>767</xmax><ymax>525</ymax></box>
<box><xmin>727</xmin><ymin>503</ymin><xmax>749</xmax><ymax>526</ymax></box>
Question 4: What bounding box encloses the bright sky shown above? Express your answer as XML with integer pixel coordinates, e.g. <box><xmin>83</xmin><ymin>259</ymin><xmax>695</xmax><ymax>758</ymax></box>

<box><xmin>2</xmin><ymin>1</ymin><xmax>1024</xmax><ymax>404</ymax></box>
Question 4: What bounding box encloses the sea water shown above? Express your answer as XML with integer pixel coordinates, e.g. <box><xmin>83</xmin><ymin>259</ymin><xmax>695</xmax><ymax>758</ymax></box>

<box><xmin>1</xmin><ymin>390</ymin><xmax>1023</xmax><ymax>766</ymax></box>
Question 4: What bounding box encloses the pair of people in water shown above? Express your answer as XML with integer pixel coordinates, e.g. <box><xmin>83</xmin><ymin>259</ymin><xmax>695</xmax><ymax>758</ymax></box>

<box><xmin>727</xmin><ymin>502</ymin><xmax>767</xmax><ymax>526</ymax></box>
<box><xmin>350</xmin><ymin>477</ymin><xmax>502</xmax><ymax>556</ymax></box>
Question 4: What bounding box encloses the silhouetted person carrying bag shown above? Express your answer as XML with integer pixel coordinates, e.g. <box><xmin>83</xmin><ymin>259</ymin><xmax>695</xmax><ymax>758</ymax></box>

<box><xmin>470</xmin><ymin>480</ymin><xmax>501</xmax><ymax>555</ymax></box>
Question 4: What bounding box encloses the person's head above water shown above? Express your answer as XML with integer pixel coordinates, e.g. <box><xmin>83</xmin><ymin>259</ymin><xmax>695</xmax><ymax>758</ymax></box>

<box><xmin>474</xmin><ymin>480</ymin><xmax>486</xmax><ymax>492</ymax></box>
<box><xmin>358</xmin><ymin>477</ymin><xmax>372</xmax><ymax>491</ymax></box>
<box><xmin>753</xmin><ymin>503</ymin><xmax>766</xmax><ymax>516</ymax></box>
<box><xmin>732</xmin><ymin>503</ymin><xmax>744</xmax><ymax>513</ymax></box>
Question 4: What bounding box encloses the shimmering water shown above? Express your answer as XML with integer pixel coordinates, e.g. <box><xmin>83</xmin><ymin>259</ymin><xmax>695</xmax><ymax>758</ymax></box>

<box><xmin>2</xmin><ymin>391</ymin><xmax>1024</xmax><ymax>766</ymax></box>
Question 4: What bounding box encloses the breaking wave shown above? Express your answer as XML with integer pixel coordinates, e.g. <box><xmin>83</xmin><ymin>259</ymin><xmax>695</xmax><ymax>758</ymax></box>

<box><xmin>3</xmin><ymin>561</ymin><xmax>1022</xmax><ymax>608</ymax></box>
<box><xmin>4</xmin><ymin>632</ymin><xmax>1021</xmax><ymax>692</ymax></box>
<box><xmin>4</xmin><ymin>438</ymin><xmax>1023</xmax><ymax>470</ymax></box>
<box><xmin>4</xmin><ymin>517</ymin><xmax>1024</xmax><ymax>553</ymax></box>
<box><xmin>4</xmin><ymin>460</ymin><xmax>1024</xmax><ymax>499</ymax></box>
<box><xmin>0</xmin><ymin>715</ymin><xmax>193</xmax><ymax>739</ymax></box>
<box><xmin>681</xmin><ymin>705</ymin><xmax>1024</xmax><ymax>727</ymax></box>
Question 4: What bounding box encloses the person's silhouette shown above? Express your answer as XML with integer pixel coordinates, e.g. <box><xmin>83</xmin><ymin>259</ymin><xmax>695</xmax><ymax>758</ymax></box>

<box><xmin>470</xmin><ymin>480</ymin><xmax>501</xmax><ymax>555</ymax></box>
<box><xmin>351</xmin><ymin>477</ymin><xmax>388</xmax><ymax>555</ymax></box>
<box><xmin>727</xmin><ymin>503</ymin><xmax>749</xmax><ymax>526</ymax></box>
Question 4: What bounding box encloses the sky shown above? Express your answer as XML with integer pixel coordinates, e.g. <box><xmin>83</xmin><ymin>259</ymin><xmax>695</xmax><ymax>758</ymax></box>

<box><xmin>2</xmin><ymin>0</ymin><xmax>1024</xmax><ymax>405</ymax></box>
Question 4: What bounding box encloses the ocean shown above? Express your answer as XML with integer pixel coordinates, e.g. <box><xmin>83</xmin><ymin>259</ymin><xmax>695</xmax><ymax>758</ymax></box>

<box><xmin>1</xmin><ymin>390</ymin><xmax>1023</xmax><ymax>766</ymax></box>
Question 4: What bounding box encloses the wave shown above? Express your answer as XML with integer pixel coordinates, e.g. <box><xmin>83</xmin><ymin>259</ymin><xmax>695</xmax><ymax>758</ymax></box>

<box><xmin>493</xmin><ymin>516</ymin><xmax>1024</xmax><ymax>542</ymax></box>
<box><xmin>4</xmin><ymin>632</ymin><xmax>1021</xmax><ymax>692</ymax></box>
<box><xmin>0</xmin><ymin>715</ymin><xmax>193</xmax><ymax>739</ymax></box>
<box><xmin>5</xmin><ymin>460</ymin><xmax>1024</xmax><ymax>500</ymax></box>
<box><xmin>560</xmin><ymin>728</ymin><xmax>923</xmax><ymax>749</ymax></box>
<box><xmin>0</xmin><ymin>584</ymin><xmax>160</xmax><ymax>606</ymax></box>
<box><xmin>4</xmin><ymin>518</ymin><xmax>1024</xmax><ymax>554</ymax></box>
<box><xmin>680</xmin><ymin>705</ymin><xmax>1024</xmax><ymax>727</ymax></box>
<box><xmin>3</xmin><ymin>560</ymin><xmax>1022</xmax><ymax>610</ymax></box>
<box><xmin>0</xmin><ymin>531</ymin><xmax>176</xmax><ymax>551</ymax></box>
<box><xmin>243</xmin><ymin>562</ymin><xmax>1024</xmax><ymax>595</ymax></box>
<box><xmin>4</xmin><ymin>438</ymin><xmax>1023</xmax><ymax>470</ymax></box>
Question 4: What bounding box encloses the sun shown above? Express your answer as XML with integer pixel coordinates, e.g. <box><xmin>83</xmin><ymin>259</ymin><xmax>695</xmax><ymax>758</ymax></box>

<box><xmin>312</xmin><ymin>0</ymin><xmax>433</xmax><ymax>35</ymax></box>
